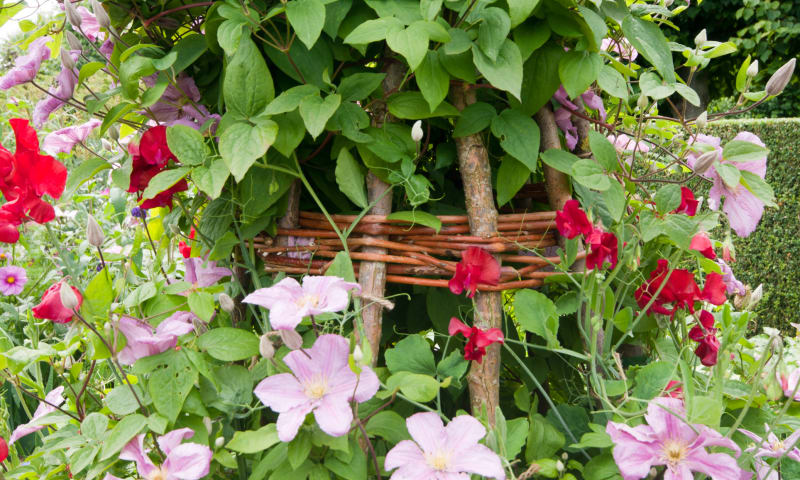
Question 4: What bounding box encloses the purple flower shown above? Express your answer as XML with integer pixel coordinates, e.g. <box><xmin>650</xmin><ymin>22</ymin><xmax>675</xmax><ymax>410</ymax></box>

<box><xmin>716</xmin><ymin>259</ymin><xmax>746</xmax><ymax>296</ymax></box>
<box><xmin>9</xmin><ymin>386</ymin><xmax>65</xmax><ymax>444</ymax></box>
<box><xmin>606</xmin><ymin>397</ymin><xmax>748</xmax><ymax>480</ymax></box>
<box><xmin>116</xmin><ymin>312</ymin><xmax>197</xmax><ymax>365</ymax></box>
<box><xmin>0</xmin><ymin>266</ymin><xmax>27</xmax><ymax>295</ymax></box>
<box><xmin>184</xmin><ymin>257</ymin><xmax>232</xmax><ymax>288</ymax></box>
<box><xmin>0</xmin><ymin>36</ymin><xmax>51</xmax><ymax>90</ymax></box>
<box><xmin>739</xmin><ymin>425</ymin><xmax>800</xmax><ymax>480</ymax></box>
<box><xmin>42</xmin><ymin>119</ymin><xmax>102</xmax><ymax>155</ymax></box>
<box><xmin>131</xmin><ymin>207</ymin><xmax>147</xmax><ymax>219</ymax></box>
<box><xmin>143</xmin><ymin>74</ymin><xmax>220</xmax><ymax>131</ymax></box>
<box><xmin>76</xmin><ymin>6</ymin><xmax>105</xmax><ymax>42</ymax></box>
<box><xmin>385</xmin><ymin>412</ymin><xmax>506</xmax><ymax>480</ymax></box>
<box><xmin>243</xmin><ymin>276</ymin><xmax>361</xmax><ymax>331</ymax></box>
<box><xmin>601</xmin><ymin>37</ymin><xmax>639</xmax><ymax>62</ymax></box>
<box><xmin>32</xmin><ymin>51</ymin><xmax>80</xmax><ymax>127</ymax></box>
<box><xmin>253</xmin><ymin>334</ymin><xmax>379</xmax><ymax>442</ymax></box>
<box><xmin>117</xmin><ymin>428</ymin><xmax>212</xmax><ymax>480</ymax></box>
<box><xmin>99</xmin><ymin>39</ymin><xmax>115</xmax><ymax>58</ymax></box>
<box><xmin>553</xmin><ymin>86</ymin><xmax>607</xmax><ymax>151</ymax></box>
<box><xmin>688</xmin><ymin>132</ymin><xmax>768</xmax><ymax>237</ymax></box>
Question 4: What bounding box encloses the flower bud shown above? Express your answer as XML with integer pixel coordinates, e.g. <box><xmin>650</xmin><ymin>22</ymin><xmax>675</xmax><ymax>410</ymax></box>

<box><xmin>765</xmin><ymin>58</ymin><xmax>796</xmax><ymax>96</ymax></box>
<box><xmin>561</xmin><ymin>452</ymin><xmax>568</xmax><ymax>461</ymax></box>
<box><xmin>694</xmin><ymin>29</ymin><xmax>707</xmax><ymax>47</ymax></box>
<box><xmin>259</xmin><ymin>334</ymin><xmax>275</xmax><ymax>359</ymax></box>
<box><xmin>108</xmin><ymin>124</ymin><xmax>120</xmax><ymax>141</ymax></box>
<box><xmin>91</xmin><ymin>0</ymin><xmax>111</xmax><ymax>30</ymax></box>
<box><xmin>749</xmin><ymin>284</ymin><xmax>763</xmax><ymax>309</ymax></box>
<box><xmin>353</xmin><ymin>344</ymin><xmax>364</xmax><ymax>364</ymax></box>
<box><xmin>746</xmin><ymin>60</ymin><xmax>759</xmax><ymax>78</ymax></box>
<box><xmin>101</xmin><ymin>139</ymin><xmax>113</xmax><ymax>151</ymax></box>
<box><xmin>214</xmin><ymin>437</ymin><xmax>225</xmax><ymax>448</ymax></box>
<box><xmin>64</xmin><ymin>0</ymin><xmax>82</xmax><ymax>28</ymax></box>
<box><xmin>637</xmin><ymin>94</ymin><xmax>649</xmax><ymax>112</ymax></box>
<box><xmin>218</xmin><ymin>293</ymin><xmax>235</xmax><ymax>313</ymax></box>
<box><xmin>60</xmin><ymin>281</ymin><xmax>80</xmax><ymax>311</ymax></box>
<box><xmin>695</xmin><ymin>111</ymin><xmax>707</xmax><ymax>130</ymax></box>
<box><xmin>411</xmin><ymin>120</ymin><xmax>423</xmax><ymax>143</ymax></box>
<box><xmin>60</xmin><ymin>49</ymin><xmax>76</xmax><ymax>70</ymax></box>
<box><xmin>279</xmin><ymin>329</ymin><xmax>303</xmax><ymax>350</ymax></box>
<box><xmin>86</xmin><ymin>215</ymin><xmax>104</xmax><ymax>247</ymax></box>
<box><xmin>203</xmin><ymin>416</ymin><xmax>213</xmax><ymax>434</ymax></box>
<box><xmin>65</xmin><ymin>30</ymin><xmax>82</xmax><ymax>51</ymax></box>
<box><xmin>692</xmin><ymin>150</ymin><xmax>717</xmax><ymax>175</ymax></box>
<box><xmin>556</xmin><ymin>460</ymin><xmax>564</xmax><ymax>472</ymax></box>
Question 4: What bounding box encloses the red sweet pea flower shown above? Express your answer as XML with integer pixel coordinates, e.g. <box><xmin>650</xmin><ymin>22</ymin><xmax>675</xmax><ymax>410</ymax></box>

<box><xmin>448</xmin><ymin>317</ymin><xmax>504</xmax><ymax>363</ymax></box>
<box><xmin>127</xmin><ymin>126</ymin><xmax>188</xmax><ymax>210</ymax></box>
<box><xmin>0</xmin><ymin>435</ymin><xmax>7</xmax><ymax>463</ymax></box>
<box><xmin>32</xmin><ymin>281</ymin><xmax>83</xmax><ymax>324</ymax></box>
<box><xmin>689</xmin><ymin>232</ymin><xmax>715</xmax><ymax>259</ymax></box>
<box><xmin>673</xmin><ymin>187</ymin><xmax>698</xmax><ymax>216</ymax></box>
<box><xmin>555</xmin><ymin>199</ymin><xmax>593</xmax><ymax>239</ymax></box>
<box><xmin>700</xmin><ymin>272</ymin><xmax>726</xmax><ymax>306</ymax></box>
<box><xmin>179</xmin><ymin>227</ymin><xmax>196</xmax><ymax>258</ymax></box>
<box><xmin>689</xmin><ymin>310</ymin><xmax>720</xmax><ymax>366</ymax></box>
<box><xmin>664</xmin><ymin>380</ymin><xmax>684</xmax><ymax>399</ymax></box>
<box><xmin>585</xmin><ymin>227</ymin><xmax>619</xmax><ymax>270</ymax></box>
<box><xmin>635</xmin><ymin>259</ymin><xmax>702</xmax><ymax>317</ymax></box>
<box><xmin>138</xmin><ymin>125</ymin><xmax>175</xmax><ymax>166</ymax></box>
<box><xmin>448</xmin><ymin>247</ymin><xmax>500</xmax><ymax>298</ymax></box>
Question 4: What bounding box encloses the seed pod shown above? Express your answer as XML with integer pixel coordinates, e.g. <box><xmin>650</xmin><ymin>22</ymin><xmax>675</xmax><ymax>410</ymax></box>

<box><xmin>411</xmin><ymin>120</ymin><xmax>423</xmax><ymax>143</ymax></box>
<box><xmin>91</xmin><ymin>0</ymin><xmax>111</xmax><ymax>30</ymax></box>
<box><xmin>765</xmin><ymin>58</ymin><xmax>796</xmax><ymax>96</ymax></box>
<box><xmin>218</xmin><ymin>293</ymin><xmax>235</xmax><ymax>313</ymax></box>
<box><xmin>60</xmin><ymin>282</ymin><xmax>80</xmax><ymax>311</ymax></box>
<box><xmin>746</xmin><ymin>60</ymin><xmax>759</xmax><ymax>78</ymax></box>
<box><xmin>692</xmin><ymin>150</ymin><xmax>717</xmax><ymax>175</ymax></box>
<box><xmin>86</xmin><ymin>215</ymin><xmax>104</xmax><ymax>247</ymax></box>
<box><xmin>694</xmin><ymin>29</ymin><xmax>707</xmax><ymax>47</ymax></box>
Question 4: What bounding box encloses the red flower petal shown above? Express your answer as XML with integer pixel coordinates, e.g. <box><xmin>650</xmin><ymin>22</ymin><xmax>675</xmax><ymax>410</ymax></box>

<box><xmin>555</xmin><ymin>199</ymin><xmax>593</xmax><ymax>239</ymax></box>
<box><xmin>701</xmin><ymin>272</ymin><xmax>727</xmax><ymax>305</ymax></box>
<box><xmin>448</xmin><ymin>317</ymin><xmax>473</xmax><ymax>338</ymax></box>
<box><xmin>689</xmin><ymin>232</ymin><xmax>716</xmax><ymax>260</ymax></box>
<box><xmin>674</xmin><ymin>187</ymin><xmax>698</xmax><ymax>216</ymax></box>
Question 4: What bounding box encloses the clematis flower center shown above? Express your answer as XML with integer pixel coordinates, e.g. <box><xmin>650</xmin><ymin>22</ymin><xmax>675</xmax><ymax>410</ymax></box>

<box><xmin>304</xmin><ymin>375</ymin><xmax>328</xmax><ymax>399</ymax></box>
<box><xmin>296</xmin><ymin>294</ymin><xmax>320</xmax><ymax>310</ymax></box>
<box><xmin>147</xmin><ymin>466</ymin><xmax>169</xmax><ymax>480</ymax></box>
<box><xmin>425</xmin><ymin>450</ymin><xmax>451</xmax><ymax>471</ymax></box>
<box><xmin>772</xmin><ymin>440</ymin><xmax>785</xmax><ymax>452</ymax></box>
<box><xmin>662</xmin><ymin>439</ymin><xmax>688</xmax><ymax>466</ymax></box>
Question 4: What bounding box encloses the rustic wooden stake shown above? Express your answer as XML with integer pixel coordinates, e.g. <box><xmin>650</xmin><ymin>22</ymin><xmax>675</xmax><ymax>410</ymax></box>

<box><xmin>535</xmin><ymin>105</ymin><xmax>573</xmax><ymax>212</ymax></box>
<box><xmin>451</xmin><ymin>82</ymin><xmax>503</xmax><ymax>424</ymax></box>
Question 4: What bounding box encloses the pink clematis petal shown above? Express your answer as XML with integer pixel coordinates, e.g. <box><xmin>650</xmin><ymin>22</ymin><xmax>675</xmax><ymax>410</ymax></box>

<box><xmin>157</xmin><ymin>428</ymin><xmax>195</xmax><ymax>456</ymax></box>
<box><xmin>313</xmin><ymin>395</ymin><xmax>354</xmax><ymax>438</ymax></box>
<box><xmin>120</xmin><ymin>434</ymin><xmax>157</xmax><ymax>477</ymax></box>
<box><xmin>253</xmin><ymin>373</ymin><xmax>308</xmax><ymax>412</ymax></box>
<box><xmin>448</xmin><ymin>443</ymin><xmax>506</xmax><ymax>480</ymax></box>
<box><xmin>163</xmin><ymin>442</ymin><xmax>213</xmax><ymax>480</ymax></box>
<box><xmin>276</xmin><ymin>403</ymin><xmax>314</xmax><ymax>442</ymax></box>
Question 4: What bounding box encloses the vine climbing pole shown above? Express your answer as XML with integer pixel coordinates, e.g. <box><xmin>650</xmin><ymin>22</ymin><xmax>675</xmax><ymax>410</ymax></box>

<box><xmin>356</xmin><ymin>57</ymin><xmax>405</xmax><ymax>366</ymax></box>
<box><xmin>451</xmin><ymin>82</ymin><xmax>502</xmax><ymax>424</ymax></box>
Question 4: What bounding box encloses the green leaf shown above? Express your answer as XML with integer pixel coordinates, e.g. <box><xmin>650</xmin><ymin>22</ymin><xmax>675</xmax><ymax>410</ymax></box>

<box><xmin>472</xmin><ymin>39</ymin><xmax>523</xmax><ymax>100</ymax></box>
<box><xmin>508</xmin><ymin>0</ymin><xmax>541</xmax><ymax>28</ymax></box>
<box><xmin>514</xmin><ymin>290</ymin><xmax>559</xmax><ymax>348</ymax></box>
<box><xmin>167</xmin><ymin>125</ymin><xmax>208</xmax><ymax>166</ymax></box>
<box><xmin>578</xmin><ymin>6</ymin><xmax>608</xmax><ymax>48</ymax></box>
<box><xmin>520</xmin><ymin>42</ymin><xmax>564</xmax><ymax>114</ymax></box>
<box><xmin>338</xmin><ymin>73</ymin><xmax>386</xmax><ymax>102</ymax></box>
<box><xmin>141</xmin><ymin>167</ymin><xmax>190</xmax><ymax>200</ymax></box>
<box><xmin>227</xmin><ymin>425</ymin><xmax>280</xmax><ymax>454</ymax></box>
<box><xmin>716</xmin><ymin>163</ymin><xmax>741</xmax><ymax>189</ymax></box>
<box><xmin>571</xmin><ymin>160</ymin><xmax>610</xmax><ymax>191</ymax></box>
<box><xmin>224</xmin><ymin>37</ymin><xmax>274</xmax><ymax>118</ymax></box>
<box><xmin>654</xmin><ymin>184</ymin><xmax>682</xmax><ymax>215</ymax></box>
<box><xmin>387</xmin><ymin>91</ymin><xmax>461</xmax><ymax>119</ymax></box>
<box><xmin>604</xmin><ymin>180</ymin><xmax>626</xmax><ymax>222</ymax></box>
<box><xmin>588</xmin><ymin>130</ymin><xmax>619</xmax><ymax>172</ymax></box>
<box><xmin>335</xmin><ymin>148</ymin><xmax>368</xmax><ymax>208</ymax></box>
<box><xmin>722</xmin><ymin>140</ymin><xmax>769</xmax><ymax>163</ymax></box>
<box><xmin>736</xmin><ymin>55</ymin><xmax>751</xmax><ymax>93</ymax></box>
<box><xmin>288</xmin><ymin>430</ymin><xmax>313</xmax><ymax>470</ymax></box>
<box><xmin>188</xmin><ymin>291</ymin><xmax>216</xmax><ymax>322</ymax></box>
<box><xmin>386</xmin><ymin>23</ymin><xmax>429</xmax><ymax>71</ymax></box>
<box><xmin>439</xmin><ymin>49</ymin><xmax>477</xmax><ymax>83</ymax></box>
<box><xmin>416</xmin><ymin>51</ymin><xmax>450</xmax><ymax>111</ymax></box>
<box><xmin>365</xmin><ymin>411</ymin><xmax>410</xmax><ymax>444</ymax></box>
<box><xmin>558</xmin><ymin>50</ymin><xmax>602</xmax><ymax>99</ymax></box>
<box><xmin>100</xmin><ymin>102</ymin><xmax>136</xmax><ymax>136</ymax></box>
<box><xmin>299</xmin><ymin>93</ymin><xmax>341</xmax><ymax>139</ymax></box>
<box><xmin>193</xmin><ymin>160</ymin><xmax>230</xmax><ymax>199</ymax></box>
<box><xmin>639</xmin><ymin>71</ymin><xmax>675</xmax><ymax>100</ymax></box>
<box><xmin>477</xmin><ymin>7</ymin><xmax>511</xmax><ymax>61</ymax></box>
<box><xmin>675</xmin><ymin>83</ymin><xmax>700</xmax><ymax>107</ymax></box>
<box><xmin>513</xmin><ymin>20</ymin><xmax>550</xmax><ymax>61</ymax></box>
<box><xmin>198</xmin><ymin>328</ymin><xmax>260</xmax><ymax>361</ymax></box>
<box><xmin>149</xmin><ymin>355</ymin><xmax>197</xmax><ymax>423</ymax></box>
<box><xmin>411</xmin><ymin>20</ymin><xmax>450</xmax><ymax>43</ymax></box>
<box><xmin>597</xmin><ymin>64</ymin><xmax>628</xmax><ymax>100</ymax></box>
<box><xmin>78</xmin><ymin>61</ymin><xmax>105</xmax><ymax>86</ymax></box>
<box><xmin>286</xmin><ymin>0</ymin><xmax>326</xmax><ymax>49</ymax></box>
<box><xmin>490</xmin><ymin>108</ymin><xmax>540</xmax><ymax>172</ymax></box>
<box><xmin>99</xmin><ymin>414</ymin><xmax>146</xmax><ymax>460</ymax></box>
<box><xmin>420</xmin><ymin>0</ymin><xmax>443</xmax><ymax>21</ymax></box>
<box><xmin>453</xmin><ymin>102</ymin><xmax>496</xmax><ymax>138</ymax></box>
<box><xmin>386</xmin><ymin>210</ymin><xmax>442</xmax><ymax>233</ymax></box>
<box><xmin>497</xmin><ymin>156</ymin><xmax>530</xmax><ymax>206</ymax></box>
<box><xmin>385</xmin><ymin>372</ymin><xmax>440</xmax><ymax>402</ymax></box>
<box><xmin>219</xmin><ymin>119</ymin><xmax>279</xmax><ymax>182</ymax></box>
<box><xmin>343</xmin><ymin>17</ymin><xmax>403</xmax><ymax>44</ymax></box>
<box><xmin>633</xmin><ymin>361</ymin><xmax>673</xmax><ymax>400</ymax></box>
<box><xmin>170</xmin><ymin>34</ymin><xmax>208</xmax><ymax>73</ymax></box>
<box><xmin>540</xmin><ymin>149</ymin><xmax>579</xmax><ymax>174</ymax></box>
<box><xmin>525</xmin><ymin>413</ymin><xmax>565</xmax><ymax>461</ymax></box>
<box><xmin>444</xmin><ymin>28</ymin><xmax>472</xmax><ymax>55</ymax></box>
<box><xmin>621</xmin><ymin>14</ymin><xmax>675</xmax><ymax>81</ymax></box>
<box><xmin>688</xmin><ymin>395</ymin><xmax>723</xmax><ymax>427</ymax></box>
<box><xmin>119</xmin><ymin>55</ymin><xmax>155</xmax><ymax>99</ymax></box>
<box><xmin>384</xmin><ymin>335</ymin><xmax>435</xmax><ymax>375</ymax></box>
<box><xmin>263</xmin><ymin>84</ymin><xmax>320</xmax><ymax>115</ymax></box>
<box><xmin>740</xmin><ymin>171</ymin><xmax>777</xmax><ymax>207</ymax></box>
<box><xmin>325</xmin><ymin>251</ymin><xmax>356</xmax><ymax>282</ymax></box>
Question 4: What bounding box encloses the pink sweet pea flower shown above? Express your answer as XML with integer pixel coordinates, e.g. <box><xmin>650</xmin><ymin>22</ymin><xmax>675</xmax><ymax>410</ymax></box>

<box><xmin>254</xmin><ymin>334</ymin><xmax>379</xmax><ymax>442</ymax></box>
<box><xmin>384</xmin><ymin>412</ymin><xmax>506</xmax><ymax>480</ymax></box>
<box><xmin>119</xmin><ymin>428</ymin><xmax>212</xmax><ymax>480</ymax></box>
<box><xmin>0</xmin><ymin>36</ymin><xmax>52</xmax><ymax>90</ymax></box>
<box><xmin>184</xmin><ymin>257</ymin><xmax>232</xmax><ymax>288</ymax></box>
<box><xmin>243</xmin><ymin>276</ymin><xmax>360</xmax><ymax>331</ymax></box>
<box><xmin>448</xmin><ymin>317</ymin><xmax>504</xmax><ymax>363</ymax></box>
<box><xmin>33</xmin><ymin>51</ymin><xmax>80</xmax><ymax>127</ymax></box>
<box><xmin>689</xmin><ymin>232</ymin><xmax>715</xmax><ymax>260</ymax></box>
<box><xmin>0</xmin><ymin>265</ymin><xmax>26</xmax><ymax>295</ymax></box>
<box><xmin>116</xmin><ymin>312</ymin><xmax>197</xmax><ymax>365</ymax></box>
<box><xmin>9</xmin><ymin>386</ymin><xmax>65</xmax><ymax>444</ymax></box>
<box><xmin>606</xmin><ymin>397</ymin><xmax>747</xmax><ymax>480</ymax></box>
<box><xmin>555</xmin><ymin>199</ymin><xmax>593</xmax><ymax>239</ymax></box>
<box><xmin>42</xmin><ymin>119</ymin><xmax>102</xmax><ymax>155</ymax></box>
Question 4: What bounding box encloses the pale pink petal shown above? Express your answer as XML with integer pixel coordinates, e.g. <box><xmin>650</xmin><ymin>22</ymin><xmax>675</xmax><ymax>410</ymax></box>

<box><xmin>721</xmin><ymin>186</ymin><xmax>764</xmax><ymax>238</ymax></box>
<box><xmin>9</xmin><ymin>423</ymin><xmax>45</xmax><ymax>445</ymax></box>
<box><xmin>253</xmin><ymin>374</ymin><xmax>308</xmax><ymax>412</ymax></box>
<box><xmin>443</xmin><ymin>415</ymin><xmax>485</xmax><ymax>452</ymax></box>
<box><xmin>42</xmin><ymin>119</ymin><xmax>102</xmax><ymax>155</ymax></box>
<box><xmin>268</xmin><ymin>300</ymin><xmax>304</xmax><ymax>330</ymax></box>
<box><xmin>0</xmin><ymin>36</ymin><xmax>51</xmax><ymax>90</ymax></box>
<box><xmin>732</xmin><ymin>132</ymin><xmax>767</xmax><ymax>177</ymax></box>
<box><xmin>683</xmin><ymin>450</ymin><xmax>749</xmax><ymax>480</ymax></box>
<box><xmin>243</xmin><ymin>277</ymin><xmax>303</xmax><ymax>309</ymax></box>
<box><xmin>606</xmin><ymin>421</ymin><xmax>657</xmax><ymax>444</ymax></box>
<box><xmin>282</xmin><ymin>348</ymin><xmax>321</xmax><ymax>385</ymax></box>
<box><xmin>313</xmin><ymin>396</ymin><xmax>353</xmax><ymax>438</ymax></box>
<box><xmin>163</xmin><ymin>442</ymin><xmax>212</xmax><ymax>480</ymax></box>
<box><xmin>157</xmin><ymin>428</ymin><xmax>195</xmax><ymax>456</ymax></box>
<box><xmin>309</xmin><ymin>334</ymin><xmax>350</xmax><ymax>383</ymax></box>
<box><xmin>447</xmin><ymin>443</ymin><xmax>506</xmax><ymax>479</ymax></box>
<box><xmin>406</xmin><ymin>412</ymin><xmax>447</xmax><ymax>455</ymax></box>
<box><xmin>645</xmin><ymin>398</ymin><xmax>693</xmax><ymax>443</ymax></box>
<box><xmin>184</xmin><ymin>257</ymin><xmax>231</xmax><ymax>287</ymax></box>
<box><xmin>302</xmin><ymin>276</ymin><xmax>359</xmax><ymax>315</ymax></box>
<box><xmin>102</xmin><ymin>475</ymin><xmax>123</xmax><ymax>480</ymax></box>
<box><xmin>120</xmin><ymin>434</ymin><xmax>157</xmax><ymax>477</ymax></box>
<box><xmin>351</xmin><ymin>366</ymin><xmax>380</xmax><ymax>403</ymax></box>
<box><xmin>384</xmin><ymin>440</ymin><xmax>427</xmax><ymax>472</ymax></box>
<box><xmin>693</xmin><ymin>426</ymin><xmax>740</xmax><ymax>455</ymax></box>
<box><xmin>155</xmin><ymin>311</ymin><xmax>196</xmax><ymax>337</ymax></box>
<box><xmin>664</xmin><ymin>464</ymin><xmax>694</xmax><ymax>480</ymax></box>
<box><xmin>606</xmin><ymin>423</ymin><xmax>660</xmax><ymax>480</ymax></box>
<box><xmin>276</xmin><ymin>403</ymin><xmax>313</xmax><ymax>442</ymax></box>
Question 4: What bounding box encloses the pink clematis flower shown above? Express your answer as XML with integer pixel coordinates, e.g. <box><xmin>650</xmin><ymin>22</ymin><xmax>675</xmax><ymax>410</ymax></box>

<box><xmin>144</xmin><ymin>74</ymin><xmax>220</xmax><ymax>131</ymax></box>
<box><xmin>243</xmin><ymin>276</ymin><xmax>360</xmax><ymax>331</ymax></box>
<box><xmin>184</xmin><ymin>257</ymin><xmax>232</xmax><ymax>288</ymax></box>
<box><xmin>9</xmin><ymin>386</ymin><xmax>65</xmax><ymax>444</ymax></box>
<box><xmin>553</xmin><ymin>86</ymin><xmax>607</xmax><ymax>151</ymax></box>
<box><xmin>780</xmin><ymin>368</ymin><xmax>800</xmax><ymax>401</ymax></box>
<box><xmin>33</xmin><ymin>51</ymin><xmax>80</xmax><ymax>127</ymax></box>
<box><xmin>606</xmin><ymin>397</ymin><xmax>748</xmax><ymax>480</ymax></box>
<box><xmin>608</xmin><ymin>133</ymin><xmax>650</xmax><ymax>166</ymax></box>
<box><xmin>42</xmin><ymin>119</ymin><xmax>102</xmax><ymax>155</ymax></box>
<box><xmin>384</xmin><ymin>412</ymin><xmax>506</xmax><ymax>480</ymax></box>
<box><xmin>739</xmin><ymin>424</ymin><xmax>800</xmax><ymax>480</ymax></box>
<box><xmin>76</xmin><ymin>6</ymin><xmax>105</xmax><ymax>42</ymax></box>
<box><xmin>254</xmin><ymin>334</ymin><xmax>379</xmax><ymax>442</ymax></box>
<box><xmin>601</xmin><ymin>37</ymin><xmax>639</xmax><ymax>62</ymax></box>
<box><xmin>116</xmin><ymin>312</ymin><xmax>197</xmax><ymax>365</ymax></box>
<box><xmin>716</xmin><ymin>259</ymin><xmax>746</xmax><ymax>296</ymax></box>
<box><xmin>117</xmin><ymin>428</ymin><xmax>212</xmax><ymax>480</ymax></box>
<box><xmin>0</xmin><ymin>36</ymin><xmax>51</xmax><ymax>90</ymax></box>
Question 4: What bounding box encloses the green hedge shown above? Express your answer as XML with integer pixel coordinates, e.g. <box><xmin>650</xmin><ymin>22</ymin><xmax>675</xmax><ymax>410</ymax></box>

<box><xmin>707</xmin><ymin>119</ymin><xmax>800</xmax><ymax>330</ymax></box>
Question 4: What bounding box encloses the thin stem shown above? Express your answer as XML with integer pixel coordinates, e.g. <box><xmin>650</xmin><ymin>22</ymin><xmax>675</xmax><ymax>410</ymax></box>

<box><xmin>141</xmin><ymin>216</ymin><xmax>171</xmax><ymax>284</ymax></box>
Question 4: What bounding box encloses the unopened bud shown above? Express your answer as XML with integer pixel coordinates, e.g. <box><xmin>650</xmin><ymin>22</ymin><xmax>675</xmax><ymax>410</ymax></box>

<box><xmin>692</xmin><ymin>150</ymin><xmax>717</xmax><ymax>175</ymax></box>
<box><xmin>695</xmin><ymin>111</ymin><xmax>707</xmax><ymax>130</ymax></box>
<box><xmin>101</xmin><ymin>139</ymin><xmax>113</xmax><ymax>151</ymax></box>
<box><xmin>411</xmin><ymin>120</ymin><xmax>423</xmax><ymax>143</ymax></box>
<box><xmin>561</xmin><ymin>452</ymin><xmax>568</xmax><ymax>461</ymax></box>
<box><xmin>637</xmin><ymin>94</ymin><xmax>649</xmax><ymax>112</ymax></box>
<box><xmin>65</xmin><ymin>30</ymin><xmax>82</xmax><ymax>51</ymax></box>
<box><xmin>202</xmin><ymin>416</ymin><xmax>213</xmax><ymax>434</ymax></box>
<box><xmin>109</xmin><ymin>125</ymin><xmax>119</xmax><ymax>141</ymax></box>
<box><xmin>91</xmin><ymin>0</ymin><xmax>111</xmax><ymax>30</ymax></box>
<box><xmin>218</xmin><ymin>293</ymin><xmax>235</xmax><ymax>313</ymax></box>
<box><xmin>353</xmin><ymin>344</ymin><xmax>364</xmax><ymax>364</ymax></box>
<box><xmin>279</xmin><ymin>329</ymin><xmax>303</xmax><ymax>350</ymax></box>
<box><xmin>214</xmin><ymin>436</ymin><xmax>225</xmax><ymax>448</ymax></box>
<box><xmin>60</xmin><ymin>49</ymin><xmax>76</xmax><ymax>70</ymax></box>
<box><xmin>649</xmin><ymin>468</ymin><xmax>658</xmax><ymax>478</ymax></box>
<box><xmin>749</xmin><ymin>284</ymin><xmax>763</xmax><ymax>308</ymax></box>
<box><xmin>259</xmin><ymin>334</ymin><xmax>275</xmax><ymax>359</ymax></box>
<box><xmin>746</xmin><ymin>60</ymin><xmax>759</xmax><ymax>78</ymax></box>
<box><xmin>60</xmin><ymin>282</ymin><xmax>80</xmax><ymax>310</ymax></box>
<box><xmin>64</xmin><ymin>0</ymin><xmax>82</xmax><ymax>28</ymax></box>
<box><xmin>555</xmin><ymin>460</ymin><xmax>564</xmax><ymax>472</ymax></box>
<box><xmin>694</xmin><ymin>29</ymin><xmax>707</xmax><ymax>47</ymax></box>
<box><xmin>168</xmin><ymin>223</ymin><xmax>181</xmax><ymax>236</ymax></box>
<box><xmin>87</xmin><ymin>215</ymin><xmax>104</xmax><ymax>247</ymax></box>
<box><xmin>765</xmin><ymin>58</ymin><xmax>796</xmax><ymax>96</ymax></box>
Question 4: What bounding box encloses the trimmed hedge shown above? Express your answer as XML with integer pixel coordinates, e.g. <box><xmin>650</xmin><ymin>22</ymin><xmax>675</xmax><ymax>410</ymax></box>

<box><xmin>707</xmin><ymin>119</ymin><xmax>800</xmax><ymax>330</ymax></box>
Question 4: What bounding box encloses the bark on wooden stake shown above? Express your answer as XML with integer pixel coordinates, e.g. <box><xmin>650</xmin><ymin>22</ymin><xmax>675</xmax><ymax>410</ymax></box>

<box><xmin>357</xmin><ymin>59</ymin><xmax>405</xmax><ymax>366</ymax></box>
<box><xmin>535</xmin><ymin>105</ymin><xmax>573</xmax><ymax>212</ymax></box>
<box><xmin>451</xmin><ymin>82</ymin><xmax>502</xmax><ymax>424</ymax></box>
